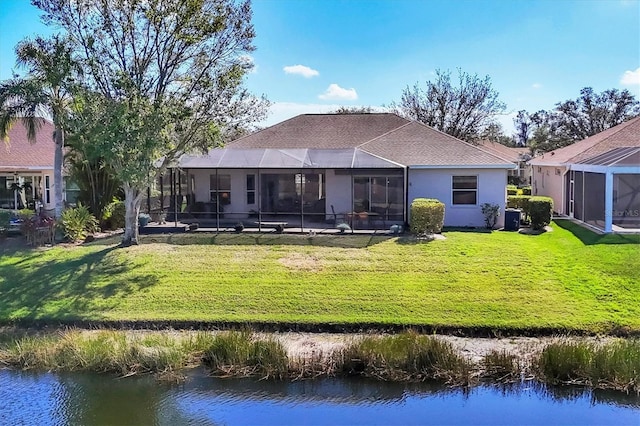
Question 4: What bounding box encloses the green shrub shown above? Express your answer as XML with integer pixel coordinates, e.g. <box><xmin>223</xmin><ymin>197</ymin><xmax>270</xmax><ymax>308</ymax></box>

<box><xmin>103</xmin><ymin>200</ymin><xmax>125</xmax><ymax>230</ymax></box>
<box><xmin>410</xmin><ymin>198</ymin><xmax>445</xmax><ymax>235</ymax></box>
<box><xmin>59</xmin><ymin>204</ymin><xmax>99</xmax><ymax>242</ymax></box>
<box><xmin>507</xmin><ymin>195</ymin><xmax>531</xmax><ymax>219</ymax></box>
<box><xmin>480</xmin><ymin>203</ymin><xmax>500</xmax><ymax>229</ymax></box>
<box><xmin>528</xmin><ymin>196</ymin><xmax>553</xmax><ymax>230</ymax></box>
<box><xmin>521</xmin><ymin>186</ymin><xmax>532</xmax><ymax>195</ymax></box>
<box><xmin>506</xmin><ymin>185</ymin><xmax>518</xmax><ymax>196</ymax></box>
<box><xmin>0</xmin><ymin>209</ymin><xmax>11</xmax><ymax>227</ymax></box>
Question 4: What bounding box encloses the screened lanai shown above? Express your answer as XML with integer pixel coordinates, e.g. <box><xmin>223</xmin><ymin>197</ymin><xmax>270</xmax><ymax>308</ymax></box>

<box><xmin>151</xmin><ymin>148</ymin><xmax>407</xmax><ymax>231</ymax></box>
<box><xmin>566</xmin><ymin>147</ymin><xmax>640</xmax><ymax>233</ymax></box>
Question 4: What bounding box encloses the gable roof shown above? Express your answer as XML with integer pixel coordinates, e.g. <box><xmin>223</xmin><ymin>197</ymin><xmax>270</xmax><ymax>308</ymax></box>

<box><xmin>222</xmin><ymin>114</ymin><xmax>513</xmax><ymax>168</ymax></box>
<box><xmin>476</xmin><ymin>140</ymin><xmax>529</xmax><ymax>163</ymax></box>
<box><xmin>530</xmin><ymin>116</ymin><xmax>640</xmax><ymax>166</ymax></box>
<box><xmin>0</xmin><ymin>119</ymin><xmax>56</xmax><ymax>171</ymax></box>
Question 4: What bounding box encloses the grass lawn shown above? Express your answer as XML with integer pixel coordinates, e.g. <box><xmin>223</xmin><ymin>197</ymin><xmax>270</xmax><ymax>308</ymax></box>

<box><xmin>1</xmin><ymin>220</ymin><xmax>639</xmax><ymax>333</ymax></box>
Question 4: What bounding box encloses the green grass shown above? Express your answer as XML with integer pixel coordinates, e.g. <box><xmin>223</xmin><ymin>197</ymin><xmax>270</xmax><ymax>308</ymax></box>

<box><xmin>0</xmin><ymin>220</ymin><xmax>639</xmax><ymax>333</ymax></box>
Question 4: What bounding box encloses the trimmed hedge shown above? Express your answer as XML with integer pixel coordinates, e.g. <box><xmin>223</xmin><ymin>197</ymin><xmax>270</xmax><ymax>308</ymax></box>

<box><xmin>410</xmin><ymin>198</ymin><xmax>445</xmax><ymax>235</ymax></box>
<box><xmin>521</xmin><ymin>186</ymin><xmax>532</xmax><ymax>196</ymax></box>
<box><xmin>528</xmin><ymin>196</ymin><xmax>554</xmax><ymax>230</ymax></box>
<box><xmin>507</xmin><ymin>195</ymin><xmax>531</xmax><ymax>218</ymax></box>
<box><xmin>506</xmin><ymin>185</ymin><xmax>518</xmax><ymax>196</ymax></box>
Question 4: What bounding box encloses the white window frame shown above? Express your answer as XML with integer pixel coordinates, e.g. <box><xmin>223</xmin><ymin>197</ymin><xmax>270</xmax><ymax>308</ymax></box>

<box><xmin>452</xmin><ymin>175</ymin><xmax>478</xmax><ymax>206</ymax></box>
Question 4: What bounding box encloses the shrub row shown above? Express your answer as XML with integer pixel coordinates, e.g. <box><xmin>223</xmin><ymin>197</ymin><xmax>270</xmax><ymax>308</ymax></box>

<box><xmin>410</xmin><ymin>198</ymin><xmax>445</xmax><ymax>235</ymax></box>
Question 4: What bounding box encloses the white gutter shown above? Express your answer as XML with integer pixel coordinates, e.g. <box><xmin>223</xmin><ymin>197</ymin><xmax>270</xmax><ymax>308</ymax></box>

<box><xmin>408</xmin><ymin>164</ymin><xmax>516</xmax><ymax>169</ymax></box>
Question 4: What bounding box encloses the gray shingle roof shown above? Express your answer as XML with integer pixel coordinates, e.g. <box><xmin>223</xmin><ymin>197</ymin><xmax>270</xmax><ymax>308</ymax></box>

<box><xmin>181</xmin><ymin>113</ymin><xmax>514</xmax><ymax>169</ymax></box>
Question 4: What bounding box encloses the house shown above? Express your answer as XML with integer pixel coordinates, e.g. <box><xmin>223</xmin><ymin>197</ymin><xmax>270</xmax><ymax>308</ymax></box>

<box><xmin>0</xmin><ymin>119</ymin><xmax>58</xmax><ymax>212</ymax></box>
<box><xmin>170</xmin><ymin>113</ymin><xmax>515</xmax><ymax>230</ymax></box>
<box><xmin>477</xmin><ymin>140</ymin><xmax>531</xmax><ymax>185</ymax></box>
<box><xmin>529</xmin><ymin>116</ymin><xmax>640</xmax><ymax>233</ymax></box>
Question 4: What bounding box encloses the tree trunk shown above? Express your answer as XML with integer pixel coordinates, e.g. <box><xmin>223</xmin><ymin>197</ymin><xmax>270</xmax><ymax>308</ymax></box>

<box><xmin>122</xmin><ymin>184</ymin><xmax>143</xmax><ymax>245</ymax></box>
<box><xmin>54</xmin><ymin>127</ymin><xmax>64</xmax><ymax>218</ymax></box>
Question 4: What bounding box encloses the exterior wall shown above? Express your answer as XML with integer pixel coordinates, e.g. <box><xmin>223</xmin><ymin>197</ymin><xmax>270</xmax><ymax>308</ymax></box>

<box><xmin>188</xmin><ymin>168</ymin><xmax>257</xmax><ymax>218</ymax></box>
<box><xmin>407</xmin><ymin>168</ymin><xmax>508</xmax><ymax>228</ymax></box>
<box><xmin>532</xmin><ymin>165</ymin><xmax>567</xmax><ymax>214</ymax></box>
<box><xmin>324</xmin><ymin>170</ymin><xmax>351</xmax><ymax>219</ymax></box>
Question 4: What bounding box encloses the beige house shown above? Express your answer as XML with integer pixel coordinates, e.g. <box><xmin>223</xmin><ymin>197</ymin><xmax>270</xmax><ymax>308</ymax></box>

<box><xmin>0</xmin><ymin>119</ymin><xmax>58</xmax><ymax>212</ymax></box>
<box><xmin>530</xmin><ymin>116</ymin><xmax>640</xmax><ymax>233</ymax></box>
<box><xmin>477</xmin><ymin>140</ymin><xmax>531</xmax><ymax>185</ymax></box>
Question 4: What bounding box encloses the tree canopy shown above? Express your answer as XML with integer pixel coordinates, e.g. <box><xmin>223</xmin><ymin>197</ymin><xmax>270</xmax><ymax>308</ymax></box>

<box><xmin>392</xmin><ymin>69</ymin><xmax>506</xmax><ymax>142</ymax></box>
<box><xmin>32</xmin><ymin>0</ymin><xmax>269</xmax><ymax>243</ymax></box>
<box><xmin>518</xmin><ymin>87</ymin><xmax>639</xmax><ymax>153</ymax></box>
<box><xmin>0</xmin><ymin>35</ymin><xmax>80</xmax><ymax>217</ymax></box>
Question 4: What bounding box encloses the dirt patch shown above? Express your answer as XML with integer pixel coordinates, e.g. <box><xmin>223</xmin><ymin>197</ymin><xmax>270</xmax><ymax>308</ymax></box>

<box><xmin>278</xmin><ymin>253</ymin><xmax>323</xmax><ymax>271</ymax></box>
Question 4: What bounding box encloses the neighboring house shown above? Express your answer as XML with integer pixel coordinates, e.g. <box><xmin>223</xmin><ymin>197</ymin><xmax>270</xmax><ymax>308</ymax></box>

<box><xmin>529</xmin><ymin>116</ymin><xmax>640</xmax><ymax>233</ymax></box>
<box><xmin>171</xmin><ymin>113</ymin><xmax>515</xmax><ymax>229</ymax></box>
<box><xmin>0</xmin><ymin>119</ymin><xmax>57</xmax><ymax>212</ymax></box>
<box><xmin>477</xmin><ymin>140</ymin><xmax>531</xmax><ymax>185</ymax></box>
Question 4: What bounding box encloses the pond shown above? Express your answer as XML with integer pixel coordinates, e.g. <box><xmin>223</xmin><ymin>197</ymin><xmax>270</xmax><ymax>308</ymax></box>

<box><xmin>1</xmin><ymin>369</ymin><xmax>638</xmax><ymax>425</ymax></box>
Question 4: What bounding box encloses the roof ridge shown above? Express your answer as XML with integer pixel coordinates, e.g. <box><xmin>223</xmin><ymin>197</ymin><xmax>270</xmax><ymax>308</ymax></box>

<box><xmin>408</xmin><ymin>120</ymin><xmax>515</xmax><ymax>164</ymax></box>
<box><xmin>356</xmin><ymin>120</ymin><xmax>413</xmax><ymax>148</ymax></box>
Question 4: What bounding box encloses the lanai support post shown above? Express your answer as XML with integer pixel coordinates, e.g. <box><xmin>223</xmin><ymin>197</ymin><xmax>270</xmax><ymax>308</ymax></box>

<box><xmin>605</xmin><ymin>172</ymin><xmax>613</xmax><ymax>233</ymax></box>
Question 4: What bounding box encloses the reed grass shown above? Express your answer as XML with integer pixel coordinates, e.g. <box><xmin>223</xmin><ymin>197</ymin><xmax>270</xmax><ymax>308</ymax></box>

<box><xmin>536</xmin><ymin>339</ymin><xmax>640</xmax><ymax>393</ymax></box>
<box><xmin>481</xmin><ymin>350</ymin><xmax>521</xmax><ymax>382</ymax></box>
<box><xmin>339</xmin><ymin>332</ymin><xmax>473</xmax><ymax>385</ymax></box>
<box><xmin>201</xmin><ymin>331</ymin><xmax>289</xmax><ymax>379</ymax></box>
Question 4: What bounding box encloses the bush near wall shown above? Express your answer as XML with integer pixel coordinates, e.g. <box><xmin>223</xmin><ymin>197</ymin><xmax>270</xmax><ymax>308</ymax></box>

<box><xmin>506</xmin><ymin>185</ymin><xmax>518</xmax><ymax>196</ymax></box>
<box><xmin>410</xmin><ymin>198</ymin><xmax>445</xmax><ymax>235</ymax></box>
<box><xmin>507</xmin><ymin>195</ymin><xmax>531</xmax><ymax>211</ymax></box>
<box><xmin>521</xmin><ymin>186</ymin><xmax>532</xmax><ymax>195</ymax></box>
<box><xmin>528</xmin><ymin>196</ymin><xmax>554</xmax><ymax>230</ymax></box>
<box><xmin>103</xmin><ymin>200</ymin><xmax>125</xmax><ymax>230</ymax></box>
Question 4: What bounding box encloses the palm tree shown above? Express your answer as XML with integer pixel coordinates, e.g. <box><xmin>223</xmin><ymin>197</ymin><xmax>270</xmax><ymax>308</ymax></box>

<box><xmin>0</xmin><ymin>35</ymin><xmax>79</xmax><ymax>218</ymax></box>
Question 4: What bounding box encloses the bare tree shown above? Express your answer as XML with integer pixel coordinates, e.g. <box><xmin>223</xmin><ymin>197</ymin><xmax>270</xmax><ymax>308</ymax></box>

<box><xmin>392</xmin><ymin>69</ymin><xmax>506</xmax><ymax>142</ymax></box>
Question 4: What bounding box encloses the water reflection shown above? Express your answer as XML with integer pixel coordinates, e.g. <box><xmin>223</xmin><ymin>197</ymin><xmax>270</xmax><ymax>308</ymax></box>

<box><xmin>1</xmin><ymin>370</ymin><xmax>638</xmax><ymax>426</ymax></box>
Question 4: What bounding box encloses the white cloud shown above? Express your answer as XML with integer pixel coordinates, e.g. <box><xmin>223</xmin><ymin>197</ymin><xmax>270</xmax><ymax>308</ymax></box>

<box><xmin>620</xmin><ymin>67</ymin><xmax>640</xmax><ymax>85</ymax></box>
<box><xmin>318</xmin><ymin>84</ymin><xmax>358</xmax><ymax>101</ymax></box>
<box><xmin>283</xmin><ymin>64</ymin><xmax>319</xmax><ymax>78</ymax></box>
<box><xmin>531</xmin><ymin>83</ymin><xmax>543</xmax><ymax>89</ymax></box>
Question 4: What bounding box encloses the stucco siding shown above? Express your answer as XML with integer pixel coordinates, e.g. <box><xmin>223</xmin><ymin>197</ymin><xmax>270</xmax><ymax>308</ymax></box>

<box><xmin>407</xmin><ymin>168</ymin><xmax>507</xmax><ymax>228</ymax></box>
<box><xmin>532</xmin><ymin>165</ymin><xmax>567</xmax><ymax>214</ymax></box>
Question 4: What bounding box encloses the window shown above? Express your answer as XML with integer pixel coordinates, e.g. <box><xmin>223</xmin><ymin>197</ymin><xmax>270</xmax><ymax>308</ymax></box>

<box><xmin>452</xmin><ymin>176</ymin><xmax>477</xmax><ymax>205</ymax></box>
<box><xmin>246</xmin><ymin>174</ymin><xmax>256</xmax><ymax>204</ymax></box>
<box><xmin>210</xmin><ymin>174</ymin><xmax>231</xmax><ymax>205</ymax></box>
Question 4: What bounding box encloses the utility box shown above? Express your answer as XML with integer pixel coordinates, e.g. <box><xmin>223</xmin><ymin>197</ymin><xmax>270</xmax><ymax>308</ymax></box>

<box><xmin>504</xmin><ymin>209</ymin><xmax>521</xmax><ymax>231</ymax></box>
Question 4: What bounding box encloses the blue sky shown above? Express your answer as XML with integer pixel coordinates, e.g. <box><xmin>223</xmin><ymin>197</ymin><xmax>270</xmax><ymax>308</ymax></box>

<box><xmin>1</xmin><ymin>0</ymin><xmax>639</xmax><ymax>133</ymax></box>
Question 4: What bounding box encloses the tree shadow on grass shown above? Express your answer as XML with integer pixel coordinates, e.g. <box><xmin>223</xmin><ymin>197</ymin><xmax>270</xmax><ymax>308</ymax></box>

<box><xmin>554</xmin><ymin>220</ymin><xmax>640</xmax><ymax>245</ymax></box>
<box><xmin>0</xmin><ymin>245</ymin><xmax>158</xmax><ymax>321</ymax></box>
<box><xmin>140</xmin><ymin>233</ymin><xmax>392</xmax><ymax>248</ymax></box>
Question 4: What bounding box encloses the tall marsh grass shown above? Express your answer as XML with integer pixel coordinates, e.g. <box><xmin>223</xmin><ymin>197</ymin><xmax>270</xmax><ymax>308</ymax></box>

<box><xmin>201</xmin><ymin>331</ymin><xmax>289</xmax><ymax>379</ymax></box>
<box><xmin>339</xmin><ymin>332</ymin><xmax>473</xmax><ymax>384</ymax></box>
<box><xmin>536</xmin><ymin>339</ymin><xmax>640</xmax><ymax>393</ymax></box>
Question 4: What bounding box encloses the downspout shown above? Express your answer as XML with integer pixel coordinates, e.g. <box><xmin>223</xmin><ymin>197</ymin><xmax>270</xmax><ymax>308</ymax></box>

<box><xmin>258</xmin><ymin>169</ymin><xmax>262</xmax><ymax>232</ymax></box>
<box><xmin>216</xmin><ymin>168</ymin><xmax>220</xmax><ymax>232</ymax></box>
<box><xmin>404</xmin><ymin>166</ymin><xmax>409</xmax><ymax>227</ymax></box>
<box><xmin>300</xmin><ymin>170</ymin><xmax>304</xmax><ymax>232</ymax></box>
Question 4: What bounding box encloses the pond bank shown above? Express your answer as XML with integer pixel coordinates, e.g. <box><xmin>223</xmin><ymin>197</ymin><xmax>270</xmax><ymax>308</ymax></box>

<box><xmin>1</xmin><ymin>328</ymin><xmax>637</xmax><ymax>393</ymax></box>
